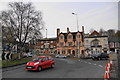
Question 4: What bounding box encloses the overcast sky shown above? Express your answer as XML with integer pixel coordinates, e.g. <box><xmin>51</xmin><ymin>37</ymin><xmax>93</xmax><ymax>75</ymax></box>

<box><xmin>0</xmin><ymin>0</ymin><xmax>119</xmax><ymax>38</ymax></box>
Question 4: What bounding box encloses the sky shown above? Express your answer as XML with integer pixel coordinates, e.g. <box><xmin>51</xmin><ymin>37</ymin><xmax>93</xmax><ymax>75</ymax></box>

<box><xmin>0</xmin><ymin>0</ymin><xmax>119</xmax><ymax>38</ymax></box>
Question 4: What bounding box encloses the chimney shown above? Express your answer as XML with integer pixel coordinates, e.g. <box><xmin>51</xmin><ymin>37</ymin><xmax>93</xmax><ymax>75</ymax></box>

<box><xmin>67</xmin><ymin>27</ymin><xmax>69</xmax><ymax>33</ymax></box>
<box><xmin>82</xmin><ymin>26</ymin><xmax>84</xmax><ymax>33</ymax></box>
<box><xmin>57</xmin><ymin>28</ymin><xmax>60</xmax><ymax>37</ymax></box>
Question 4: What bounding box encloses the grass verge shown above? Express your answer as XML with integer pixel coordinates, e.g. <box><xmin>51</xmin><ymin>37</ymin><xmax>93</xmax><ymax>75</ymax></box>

<box><xmin>1</xmin><ymin>57</ymin><xmax>32</xmax><ymax>67</ymax></box>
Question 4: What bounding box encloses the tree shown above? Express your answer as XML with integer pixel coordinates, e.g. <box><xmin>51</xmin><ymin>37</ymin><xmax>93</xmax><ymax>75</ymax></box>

<box><xmin>115</xmin><ymin>30</ymin><xmax>120</xmax><ymax>37</ymax></box>
<box><xmin>99</xmin><ymin>28</ymin><xmax>107</xmax><ymax>35</ymax></box>
<box><xmin>99</xmin><ymin>28</ymin><xmax>105</xmax><ymax>34</ymax></box>
<box><xmin>89</xmin><ymin>28</ymin><xmax>94</xmax><ymax>33</ymax></box>
<box><xmin>0</xmin><ymin>2</ymin><xmax>44</xmax><ymax>59</ymax></box>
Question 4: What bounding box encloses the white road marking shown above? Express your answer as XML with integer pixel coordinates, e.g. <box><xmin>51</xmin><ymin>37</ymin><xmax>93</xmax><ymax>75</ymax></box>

<box><xmin>88</xmin><ymin>62</ymin><xmax>91</xmax><ymax>64</ymax></box>
<box><xmin>93</xmin><ymin>64</ymin><xmax>97</xmax><ymax>65</ymax></box>
<box><xmin>98</xmin><ymin>65</ymin><xmax>103</xmax><ymax>67</ymax></box>
<box><xmin>60</xmin><ymin>59</ymin><xmax>66</xmax><ymax>60</ymax></box>
<box><xmin>85</xmin><ymin>62</ymin><xmax>87</xmax><ymax>63</ymax></box>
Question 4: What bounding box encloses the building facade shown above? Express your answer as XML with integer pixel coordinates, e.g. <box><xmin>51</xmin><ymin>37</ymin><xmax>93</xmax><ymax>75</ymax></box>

<box><xmin>56</xmin><ymin>26</ymin><xmax>84</xmax><ymax>57</ymax></box>
<box><xmin>108</xmin><ymin>37</ymin><xmax>120</xmax><ymax>53</ymax></box>
<box><xmin>35</xmin><ymin>38</ymin><xmax>57</xmax><ymax>54</ymax></box>
<box><xmin>84</xmin><ymin>30</ymin><xmax>109</xmax><ymax>56</ymax></box>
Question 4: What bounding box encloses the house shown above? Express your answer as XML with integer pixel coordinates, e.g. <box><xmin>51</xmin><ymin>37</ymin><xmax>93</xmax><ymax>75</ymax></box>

<box><xmin>35</xmin><ymin>38</ymin><xmax>57</xmax><ymax>54</ymax></box>
<box><xmin>84</xmin><ymin>30</ymin><xmax>109</xmax><ymax>56</ymax></box>
<box><xmin>56</xmin><ymin>26</ymin><xmax>84</xmax><ymax>57</ymax></box>
<box><xmin>108</xmin><ymin>37</ymin><xmax>120</xmax><ymax>53</ymax></box>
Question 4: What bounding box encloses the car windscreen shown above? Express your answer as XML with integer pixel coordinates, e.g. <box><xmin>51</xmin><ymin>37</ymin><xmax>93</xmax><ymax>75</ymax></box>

<box><xmin>32</xmin><ymin>57</ymin><xmax>42</xmax><ymax>61</ymax></box>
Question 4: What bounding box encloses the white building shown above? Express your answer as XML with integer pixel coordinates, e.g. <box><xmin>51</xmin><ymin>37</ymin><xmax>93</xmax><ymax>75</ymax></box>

<box><xmin>84</xmin><ymin>30</ymin><xmax>109</xmax><ymax>56</ymax></box>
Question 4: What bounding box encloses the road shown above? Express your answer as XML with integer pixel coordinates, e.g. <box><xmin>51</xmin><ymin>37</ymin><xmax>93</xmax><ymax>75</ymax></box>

<box><xmin>2</xmin><ymin>58</ymin><xmax>108</xmax><ymax>78</ymax></box>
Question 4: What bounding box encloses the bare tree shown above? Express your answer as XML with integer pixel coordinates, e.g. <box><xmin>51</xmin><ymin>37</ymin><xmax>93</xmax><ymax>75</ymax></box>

<box><xmin>0</xmin><ymin>2</ymin><xmax>44</xmax><ymax>59</ymax></box>
<box><xmin>99</xmin><ymin>28</ymin><xmax>106</xmax><ymax>35</ymax></box>
<box><xmin>89</xmin><ymin>28</ymin><xmax>94</xmax><ymax>33</ymax></box>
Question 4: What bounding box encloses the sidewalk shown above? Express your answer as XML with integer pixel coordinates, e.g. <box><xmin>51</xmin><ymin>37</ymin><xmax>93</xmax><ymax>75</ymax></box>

<box><xmin>109</xmin><ymin>53</ymin><xmax>119</xmax><ymax>79</ymax></box>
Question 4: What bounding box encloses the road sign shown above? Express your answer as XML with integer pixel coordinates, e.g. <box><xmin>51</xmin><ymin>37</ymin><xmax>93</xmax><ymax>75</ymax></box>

<box><xmin>2</xmin><ymin>52</ymin><xmax>12</xmax><ymax>60</ymax></box>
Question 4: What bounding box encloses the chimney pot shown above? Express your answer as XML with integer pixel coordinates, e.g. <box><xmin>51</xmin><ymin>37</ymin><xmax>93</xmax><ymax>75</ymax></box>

<box><xmin>67</xmin><ymin>27</ymin><xmax>69</xmax><ymax>33</ymax></box>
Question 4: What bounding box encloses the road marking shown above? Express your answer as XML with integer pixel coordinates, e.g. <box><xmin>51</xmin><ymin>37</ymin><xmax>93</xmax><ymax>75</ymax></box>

<box><xmin>98</xmin><ymin>65</ymin><xmax>103</xmax><ymax>67</ymax></box>
<box><xmin>85</xmin><ymin>61</ymin><xmax>87</xmax><ymax>63</ymax></box>
<box><xmin>60</xmin><ymin>59</ymin><xmax>66</xmax><ymax>60</ymax></box>
<box><xmin>93</xmin><ymin>64</ymin><xmax>97</xmax><ymax>65</ymax></box>
<box><xmin>88</xmin><ymin>62</ymin><xmax>91</xmax><ymax>64</ymax></box>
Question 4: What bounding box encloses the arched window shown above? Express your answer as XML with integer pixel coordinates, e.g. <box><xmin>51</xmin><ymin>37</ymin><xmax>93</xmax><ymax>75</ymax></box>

<box><xmin>91</xmin><ymin>39</ymin><xmax>99</xmax><ymax>46</ymax></box>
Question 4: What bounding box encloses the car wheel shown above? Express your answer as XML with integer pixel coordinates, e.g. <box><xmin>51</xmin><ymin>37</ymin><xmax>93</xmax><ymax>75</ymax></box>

<box><xmin>51</xmin><ymin>64</ymin><xmax>55</xmax><ymax>68</ymax></box>
<box><xmin>38</xmin><ymin>66</ymin><xmax>42</xmax><ymax>71</ymax></box>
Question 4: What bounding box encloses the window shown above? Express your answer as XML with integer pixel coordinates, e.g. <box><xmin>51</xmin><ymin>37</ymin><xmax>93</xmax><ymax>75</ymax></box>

<box><xmin>110</xmin><ymin>42</ymin><xmax>114</xmax><ymax>48</ymax></box>
<box><xmin>86</xmin><ymin>40</ymin><xmax>89</xmax><ymax>43</ymax></box>
<box><xmin>50</xmin><ymin>45</ymin><xmax>53</xmax><ymax>48</ymax></box>
<box><xmin>76</xmin><ymin>35</ymin><xmax>80</xmax><ymax>38</ymax></box>
<box><xmin>68</xmin><ymin>42</ymin><xmax>72</xmax><ymax>46</ymax></box>
<box><xmin>104</xmin><ymin>44</ymin><xmax>107</xmax><ymax>47</ymax></box>
<box><xmin>60</xmin><ymin>42</ymin><xmax>64</xmax><ymax>47</ymax></box>
<box><xmin>48</xmin><ymin>57</ymin><xmax>51</xmax><ymax>60</ymax></box>
<box><xmin>68</xmin><ymin>49</ymin><xmax>71</xmax><ymax>54</ymax></box>
<box><xmin>62</xmin><ymin>50</ymin><xmax>65</xmax><ymax>54</ymax></box>
<box><xmin>43</xmin><ymin>57</ymin><xmax>49</xmax><ymax>61</ymax></box>
<box><xmin>51</xmin><ymin>41</ymin><xmax>53</xmax><ymax>43</ymax></box>
<box><xmin>60</xmin><ymin>36</ymin><xmax>63</xmax><ymax>39</ymax></box>
<box><xmin>115</xmin><ymin>42</ymin><xmax>119</xmax><ymax>48</ymax></box>
<box><xmin>41</xmin><ymin>45</ymin><xmax>44</xmax><ymax>48</ymax></box>
<box><xmin>91</xmin><ymin>40</ymin><xmax>99</xmax><ymax>46</ymax></box>
<box><xmin>44</xmin><ymin>43</ymin><xmax>49</xmax><ymax>48</ymax></box>
<box><xmin>68</xmin><ymin>35</ymin><xmax>72</xmax><ymax>39</ymax></box>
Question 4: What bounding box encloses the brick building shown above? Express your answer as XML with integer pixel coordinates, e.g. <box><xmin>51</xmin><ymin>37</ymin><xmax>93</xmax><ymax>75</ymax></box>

<box><xmin>35</xmin><ymin>38</ymin><xmax>57</xmax><ymax>54</ymax></box>
<box><xmin>56</xmin><ymin>26</ymin><xmax>84</xmax><ymax>57</ymax></box>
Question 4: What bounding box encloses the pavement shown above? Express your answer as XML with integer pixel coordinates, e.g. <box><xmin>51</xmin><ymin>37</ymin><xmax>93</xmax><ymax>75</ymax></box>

<box><xmin>109</xmin><ymin>53</ymin><xmax>119</xmax><ymax>79</ymax></box>
<box><xmin>1</xmin><ymin>58</ymin><xmax>108</xmax><ymax>78</ymax></box>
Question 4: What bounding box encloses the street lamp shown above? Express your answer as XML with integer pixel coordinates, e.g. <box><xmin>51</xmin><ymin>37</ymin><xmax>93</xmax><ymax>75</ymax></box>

<box><xmin>45</xmin><ymin>29</ymin><xmax>48</xmax><ymax>54</ymax></box>
<box><xmin>72</xmin><ymin>12</ymin><xmax>80</xmax><ymax>58</ymax></box>
<box><xmin>46</xmin><ymin>29</ymin><xmax>47</xmax><ymax>39</ymax></box>
<box><xmin>72</xmin><ymin>13</ymin><xmax>79</xmax><ymax>31</ymax></box>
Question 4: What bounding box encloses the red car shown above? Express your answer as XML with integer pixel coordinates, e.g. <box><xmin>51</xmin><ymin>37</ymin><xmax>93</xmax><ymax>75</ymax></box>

<box><xmin>26</xmin><ymin>56</ymin><xmax>55</xmax><ymax>71</ymax></box>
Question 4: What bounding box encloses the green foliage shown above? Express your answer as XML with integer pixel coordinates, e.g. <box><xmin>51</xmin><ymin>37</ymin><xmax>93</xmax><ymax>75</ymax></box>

<box><xmin>1</xmin><ymin>57</ymin><xmax>32</xmax><ymax>67</ymax></box>
<box><xmin>114</xmin><ymin>30</ymin><xmax>120</xmax><ymax>37</ymax></box>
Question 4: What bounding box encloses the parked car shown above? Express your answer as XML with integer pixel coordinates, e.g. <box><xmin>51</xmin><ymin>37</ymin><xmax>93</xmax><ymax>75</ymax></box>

<box><xmin>26</xmin><ymin>56</ymin><xmax>55</xmax><ymax>71</ymax></box>
<box><xmin>55</xmin><ymin>54</ymin><xmax>67</xmax><ymax>58</ymax></box>
<box><xmin>27</xmin><ymin>52</ymin><xmax>33</xmax><ymax>57</ymax></box>
<box><xmin>91</xmin><ymin>53</ymin><xmax>109</xmax><ymax>60</ymax></box>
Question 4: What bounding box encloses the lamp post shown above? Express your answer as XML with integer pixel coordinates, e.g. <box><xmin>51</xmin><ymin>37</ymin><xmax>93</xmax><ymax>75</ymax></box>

<box><xmin>46</xmin><ymin>29</ymin><xmax>47</xmax><ymax>39</ymax></box>
<box><xmin>72</xmin><ymin>13</ymin><xmax>79</xmax><ymax>31</ymax></box>
<box><xmin>72</xmin><ymin>12</ymin><xmax>80</xmax><ymax>58</ymax></box>
<box><xmin>45</xmin><ymin>29</ymin><xmax>48</xmax><ymax>54</ymax></box>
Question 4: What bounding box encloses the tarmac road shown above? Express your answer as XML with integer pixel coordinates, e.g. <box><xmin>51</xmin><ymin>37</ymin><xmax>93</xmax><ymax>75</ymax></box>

<box><xmin>2</xmin><ymin>58</ymin><xmax>108</xmax><ymax>78</ymax></box>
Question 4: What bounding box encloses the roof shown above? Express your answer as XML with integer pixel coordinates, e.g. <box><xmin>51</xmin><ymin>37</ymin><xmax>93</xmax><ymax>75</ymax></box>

<box><xmin>84</xmin><ymin>35</ymin><xmax>108</xmax><ymax>38</ymax></box>
<box><xmin>108</xmin><ymin>37</ymin><xmax>120</xmax><ymax>42</ymax></box>
<box><xmin>37</xmin><ymin>37</ymin><xmax>57</xmax><ymax>41</ymax></box>
<box><xmin>90</xmin><ymin>30</ymin><xmax>100</xmax><ymax>36</ymax></box>
<box><xmin>59</xmin><ymin>31</ymin><xmax>83</xmax><ymax>42</ymax></box>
